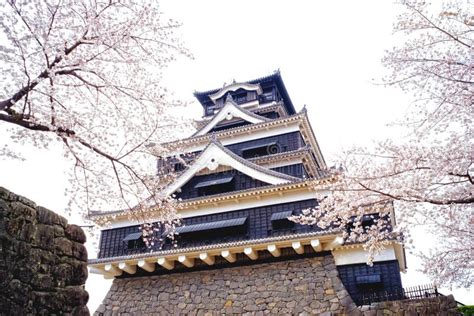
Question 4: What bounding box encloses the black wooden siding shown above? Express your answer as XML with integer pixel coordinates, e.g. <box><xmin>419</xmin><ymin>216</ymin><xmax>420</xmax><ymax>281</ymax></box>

<box><xmin>272</xmin><ymin>164</ymin><xmax>307</xmax><ymax>178</ymax></box>
<box><xmin>337</xmin><ymin>260</ymin><xmax>403</xmax><ymax>306</ymax></box>
<box><xmin>98</xmin><ymin>199</ymin><xmax>318</xmax><ymax>259</ymax></box>
<box><xmin>225</xmin><ymin>131</ymin><xmax>304</xmax><ymax>156</ymax></box>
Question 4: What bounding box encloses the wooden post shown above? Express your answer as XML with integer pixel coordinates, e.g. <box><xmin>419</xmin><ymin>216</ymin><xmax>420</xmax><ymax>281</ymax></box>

<box><xmin>199</xmin><ymin>253</ymin><xmax>215</xmax><ymax>265</ymax></box>
<box><xmin>221</xmin><ymin>250</ymin><xmax>236</xmax><ymax>263</ymax></box>
<box><xmin>118</xmin><ymin>262</ymin><xmax>137</xmax><ymax>274</ymax></box>
<box><xmin>267</xmin><ymin>244</ymin><xmax>281</xmax><ymax>257</ymax></box>
<box><xmin>157</xmin><ymin>257</ymin><xmax>174</xmax><ymax>270</ymax></box>
<box><xmin>292</xmin><ymin>241</ymin><xmax>304</xmax><ymax>254</ymax></box>
<box><xmin>178</xmin><ymin>255</ymin><xmax>194</xmax><ymax>268</ymax></box>
<box><xmin>138</xmin><ymin>260</ymin><xmax>155</xmax><ymax>272</ymax></box>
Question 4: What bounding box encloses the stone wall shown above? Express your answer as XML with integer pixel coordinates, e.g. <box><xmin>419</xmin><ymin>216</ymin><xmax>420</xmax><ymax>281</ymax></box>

<box><xmin>358</xmin><ymin>295</ymin><xmax>460</xmax><ymax>315</ymax></box>
<box><xmin>95</xmin><ymin>255</ymin><xmax>358</xmax><ymax>315</ymax></box>
<box><xmin>0</xmin><ymin>187</ymin><xmax>89</xmax><ymax>315</ymax></box>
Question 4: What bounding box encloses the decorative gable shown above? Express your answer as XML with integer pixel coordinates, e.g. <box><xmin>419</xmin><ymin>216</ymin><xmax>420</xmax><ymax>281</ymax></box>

<box><xmin>164</xmin><ymin>140</ymin><xmax>299</xmax><ymax>197</ymax></box>
<box><xmin>208</xmin><ymin>82</ymin><xmax>263</xmax><ymax>104</ymax></box>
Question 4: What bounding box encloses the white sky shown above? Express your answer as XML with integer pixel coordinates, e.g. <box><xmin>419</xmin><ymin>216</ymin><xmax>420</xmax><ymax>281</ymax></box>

<box><xmin>0</xmin><ymin>0</ymin><xmax>471</xmax><ymax>311</ymax></box>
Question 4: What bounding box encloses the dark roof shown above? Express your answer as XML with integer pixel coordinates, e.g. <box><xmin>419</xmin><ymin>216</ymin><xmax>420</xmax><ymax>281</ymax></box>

<box><xmin>270</xmin><ymin>210</ymin><xmax>293</xmax><ymax>221</ymax></box>
<box><xmin>175</xmin><ymin>217</ymin><xmax>248</xmax><ymax>234</ymax></box>
<box><xmin>194</xmin><ymin>71</ymin><xmax>296</xmax><ymax>115</ymax></box>
<box><xmin>194</xmin><ymin>176</ymin><xmax>234</xmax><ymax>188</ymax></box>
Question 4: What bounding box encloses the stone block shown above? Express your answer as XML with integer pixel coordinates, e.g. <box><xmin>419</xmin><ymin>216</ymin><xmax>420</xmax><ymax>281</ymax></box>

<box><xmin>0</xmin><ymin>187</ymin><xmax>16</xmax><ymax>201</ymax></box>
<box><xmin>10</xmin><ymin>201</ymin><xmax>37</xmax><ymax>221</ymax></box>
<box><xmin>31</xmin><ymin>273</ymin><xmax>54</xmax><ymax>290</ymax></box>
<box><xmin>65</xmin><ymin>224</ymin><xmax>87</xmax><ymax>243</ymax></box>
<box><xmin>5</xmin><ymin>217</ymin><xmax>26</xmax><ymax>238</ymax></box>
<box><xmin>37</xmin><ymin>206</ymin><xmax>67</xmax><ymax>228</ymax></box>
<box><xmin>33</xmin><ymin>224</ymin><xmax>55</xmax><ymax>250</ymax></box>
<box><xmin>71</xmin><ymin>241</ymin><xmax>88</xmax><ymax>261</ymax></box>
<box><xmin>52</xmin><ymin>224</ymin><xmax>65</xmax><ymax>237</ymax></box>
<box><xmin>54</xmin><ymin>237</ymin><xmax>73</xmax><ymax>256</ymax></box>
<box><xmin>62</xmin><ymin>286</ymin><xmax>89</xmax><ymax>306</ymax></box>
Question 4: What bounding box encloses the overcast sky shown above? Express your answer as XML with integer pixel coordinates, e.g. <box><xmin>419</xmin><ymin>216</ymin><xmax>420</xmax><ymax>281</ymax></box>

<box><xmin>0</xmin><ymin>0</ymin><xmax>471</xmax><ymax>311</ymax></box>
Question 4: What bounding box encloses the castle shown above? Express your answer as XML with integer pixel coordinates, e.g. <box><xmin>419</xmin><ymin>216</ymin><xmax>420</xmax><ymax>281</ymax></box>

<box><xmin>89</xmin><ymin>72</ymin><xmax>407</xmax><ymax>314</ymax></box>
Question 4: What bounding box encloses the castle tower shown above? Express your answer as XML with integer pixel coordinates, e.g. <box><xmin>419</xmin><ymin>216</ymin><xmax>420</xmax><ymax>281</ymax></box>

<box><xmin>89</xmin><ymin>72</ymin><xmax>406</xmax><ymax>314</ymax></box>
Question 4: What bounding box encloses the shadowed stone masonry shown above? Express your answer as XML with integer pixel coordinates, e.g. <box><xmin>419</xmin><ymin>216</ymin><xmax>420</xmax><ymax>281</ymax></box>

<box><xmin>0</xmin><ymin>187</ymin><xmax>89</xmax><ymax>315</ymax></box>
<box><xmin>358</xmin><ymin>295</ymin><xmax>460</xmax><ymax>316</ymax></box>
<box><xmin>95</xmin><ymin>254</ymin><xmax>460</xmax><ymax>315</ymax></box>
<box><xmin>95</xmin><ymin>255</ymin><xmax>358</xmax><ymax>315</ymax></box>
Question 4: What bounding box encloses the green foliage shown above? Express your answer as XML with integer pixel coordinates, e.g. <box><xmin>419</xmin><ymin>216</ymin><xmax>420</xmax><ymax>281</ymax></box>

<box><xmin>459</xmin><ymin>305</ymin><xmax>474</xmax><ymax>316</ymax></box>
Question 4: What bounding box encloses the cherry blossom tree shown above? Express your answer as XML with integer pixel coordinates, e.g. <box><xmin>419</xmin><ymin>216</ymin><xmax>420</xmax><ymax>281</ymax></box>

<box><xmin>292</xmin><ymin>0</ymin><xmax>473</xmax><ymax>287</ymax></box>
<box><xmin>0</xmin><ymin>0</ymin><xmax>192</xmax><ymax>226</ymax></box>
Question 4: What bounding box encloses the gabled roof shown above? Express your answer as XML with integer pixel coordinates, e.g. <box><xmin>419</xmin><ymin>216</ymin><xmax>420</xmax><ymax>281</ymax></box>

<box><xmin>192</xmin><ymin>99</ymin><xmax>270</xmax><ymax>137</ymax></box>
<box><xmin>164</xmin><ymin>140</ymin><xmax>299</xmax><ymax>196</ymax></box>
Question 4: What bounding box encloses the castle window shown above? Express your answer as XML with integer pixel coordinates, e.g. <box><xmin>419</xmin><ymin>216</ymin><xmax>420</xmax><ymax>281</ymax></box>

<box><xmin>174</xmin><ymin>163</ymin><xmax>185</xmax><ymax>172</ymax></box>
<box><xmin>175</xmin><ymin>217</ymin><xmax>248</xmax><ymax>235</ymax></box>
<box><xmin>233</xmin><ymin>92</ymin><xmax>248</xmax><ymax>104</ymax></box>
<box><xmin>247</xmin><ymin>91</ymin><xmax>257</xmax><ymax>102</ymax></box>
<box><xmin>259</xmin><ymin>111</ymin><xmax>280</xmax><ymax>119</ymax></box>
<box><xmin>270</xmin><ymin>210</ymin><xmax>295</xmax><ymax>229</ymax></box>
<box><xmin>260</xmin><ymin>87</ymin><xmax>276</xmax><ymax>103</ymax></box>
<box><xmin>205</xmin><ymin>104</ymin><xmax>220</xmax><ymax>116</ymax></box>
<box><xmin>194</xmin><ymin>175</ymin><xmax>235</xmax><ymax>196</ymax></box>
<box><xmin>346</xmin><ymin>215</ymin><xmax>376</xmax><ymax>234</ymax></box>
<box><xmin>356</xmin><ymin>274</ymin><xmax>383</xmax><ymax>292</ymax></box>
<box><xmin>123</xmin><ymin>232</ymin><xmax>145</xmax><ymax>249</ymax></box>
<box><xmin>241</xmin><ymin>142</ymin><xmax>280</xmax><ymax>158</ymax></box>
<box><xmin>356</xmin><ymin>274</ymin><xmax>382</xmax><ymax>285</ymax></box>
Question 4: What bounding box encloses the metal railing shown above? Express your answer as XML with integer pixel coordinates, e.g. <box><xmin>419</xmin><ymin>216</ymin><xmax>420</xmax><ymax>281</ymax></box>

<box><xmin>353</xmin><ymin>284</ymin><xmax>440</xmax><ymax>306</ymax></box>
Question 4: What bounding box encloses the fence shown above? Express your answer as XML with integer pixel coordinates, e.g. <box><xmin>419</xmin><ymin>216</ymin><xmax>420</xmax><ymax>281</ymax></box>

<box><xmin>353</xmin><ymin>284</ymin><xmax>440</xmax><ymax>306</ymax></box>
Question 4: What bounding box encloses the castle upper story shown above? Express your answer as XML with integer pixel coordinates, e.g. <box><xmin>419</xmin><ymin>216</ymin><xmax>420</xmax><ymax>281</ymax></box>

<box><xmin>194</xmin><ymin>71</ymin><xmax>296</xmax><ymax>119</ymax></box>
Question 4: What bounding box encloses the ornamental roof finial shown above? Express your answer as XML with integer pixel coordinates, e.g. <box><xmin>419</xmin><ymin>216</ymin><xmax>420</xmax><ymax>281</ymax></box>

<box><xmin>299</xmin><ymin>105</ymin><xmax>308</xmax><ymax>114</ymax></box>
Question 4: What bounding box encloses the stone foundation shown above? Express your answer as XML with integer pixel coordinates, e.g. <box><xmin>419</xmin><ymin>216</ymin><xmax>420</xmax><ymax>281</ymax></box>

<box><xmin>95</xmin><ymin>255</ymin><xmax>358</xmax><ymax>315</ymax></box>
<box><xmin>0</xmin><ymin>187</ymin><xmax>89</xmax><ymax>315</ymax></box>
<box><xmin>358</xmin><ymin>295</ymin><xmax>460</xmax><ymax>315</ymax></box>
